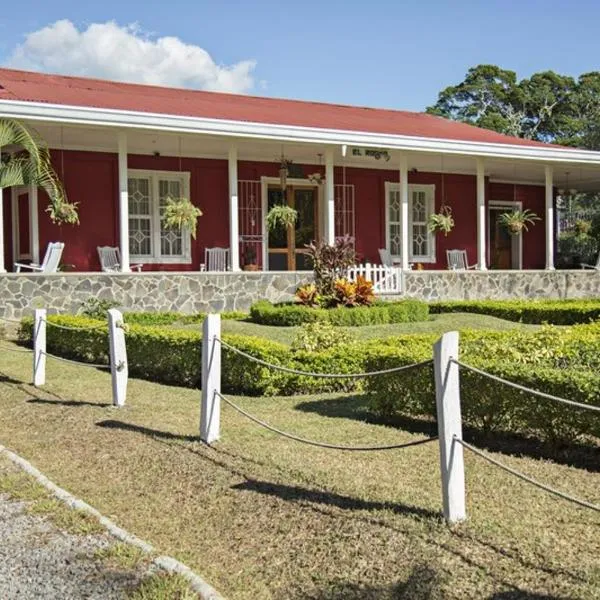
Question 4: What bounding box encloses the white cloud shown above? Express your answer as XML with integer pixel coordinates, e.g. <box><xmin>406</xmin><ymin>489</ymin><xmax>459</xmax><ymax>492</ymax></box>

<box><xmin>5</xmin><ymin>20</ymin><xmax>257</xmax><ymax>93</ymax></box>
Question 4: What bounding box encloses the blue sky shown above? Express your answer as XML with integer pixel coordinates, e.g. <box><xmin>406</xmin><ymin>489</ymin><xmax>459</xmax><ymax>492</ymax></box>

<box><xmin>0</xmin><ymin>0</ymin><xmax>599</xmax><ymax>111</ymax></box>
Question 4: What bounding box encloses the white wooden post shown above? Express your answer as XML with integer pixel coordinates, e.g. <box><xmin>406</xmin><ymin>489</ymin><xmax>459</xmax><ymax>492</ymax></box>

<box><xmin>228</xmin><ymin>145</ymin><xmax>240</xmax><ymax>271</ymax></box>
<box><xmin>0</xmin><ymin>169</ymin><xmax>5</xmax><ymax>273</ymax></box>
<box><xmin>400</xmin><ymin>154</ymin><xmax>409</xmax><ymax>271</ymax></box>
<box><xmin>117</xmin><ymin>132</ymin><xmax>131</xmax><ymax>273</ymax></box>
<box><xmin>108</xmin><ymin>308</ymin><xmax>128</xmax><ymax>407</ymax></box>
<box><xmin>433</xmin><ymin>331</ymin><xmax>466</xmax><ymax>523</ymax></box>
<box><xmin>200</xmin><ymin>314</ymin><xmax>221</xmax><ymax>444</ymax></box>
<box><xmin>545</xmin><ymin>165</ymin><xmax>555</xmax><ymax>270</ymax></box>
<box><xmin>33</xmin><ymin>309</ymin><xmax>46</xmax><ymax>386</ymax></box>
<box><xmin>29</xmin><ymin>184</ymin><xmax>40</xmax><ymax>265</ymax></box>
<box><xmin>325</xmin><ymin>148</ymin><xmax>335</xmax><ymax>245</ymax></box>
<box><xmin>476</xmin><ymin>158</ymin><xmax>487</xmax><ymax>270</ymax></box>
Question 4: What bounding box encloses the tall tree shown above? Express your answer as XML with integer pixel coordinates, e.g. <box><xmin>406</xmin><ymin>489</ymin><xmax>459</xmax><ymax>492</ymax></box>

<box><xmin>427</xmin><ymin>65</ymin><xmax>600</xmax><ymax>150</ymax></box>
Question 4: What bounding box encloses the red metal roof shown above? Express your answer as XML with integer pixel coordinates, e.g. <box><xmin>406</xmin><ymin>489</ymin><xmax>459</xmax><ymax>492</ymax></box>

<box><xmin>0</xmin><ymin>68</ymin><xmax>553</xmax><ymax>148</ymax></box>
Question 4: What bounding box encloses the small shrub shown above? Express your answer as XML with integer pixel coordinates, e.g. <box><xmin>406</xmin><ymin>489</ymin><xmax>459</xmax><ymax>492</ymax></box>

<box><xmin>295</xmin><ymin>283</ymin><xmax>319</xmax><ymax>307</ymax></box>
<box><xmin>306</xmin><ymin>235</ymin><xmax>356</xmax><ymax>297</ymax></box>
<box><xmin>79</xmin><ymin>298</ymin><xmax>120</xmax><ymax>319</ymax></box>
<box><xmin>291</xmin><ymin>321</ymin><xmax>352</xmax><ymax>352</ymax></box>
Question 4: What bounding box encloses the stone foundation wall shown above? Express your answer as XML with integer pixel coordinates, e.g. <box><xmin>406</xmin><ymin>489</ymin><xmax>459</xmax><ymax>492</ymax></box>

<box><xmin>1</xmin><ymin>270</ymin><xmax>600</xmax><ymax>319</ymax></box>
<box><xmin>0</xmin><ymin>272</ymin><xmax>309</xmax><ymax>319</ymax></box>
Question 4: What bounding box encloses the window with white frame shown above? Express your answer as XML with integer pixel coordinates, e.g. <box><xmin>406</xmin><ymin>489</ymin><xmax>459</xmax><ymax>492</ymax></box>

<box><xmin>128</xmin><ymin>169</ymin><xmax>192</xmax><ymax>263</ymax></box>
<box><xmin>385</xmin><ymin>183</ymin><xmax>435</xmax><ymax>263</ymax></box>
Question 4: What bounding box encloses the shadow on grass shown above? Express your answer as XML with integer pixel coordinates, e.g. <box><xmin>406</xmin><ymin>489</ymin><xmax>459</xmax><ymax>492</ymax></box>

<box><xmin>27</xmin><ymin>398</ymin><xmax>105</xmax><ymax>408</ymax></box>
<box><xmin>0</xmin><ymin>373</ymin><xmax>25</xmax><ymax>386</ymax></box>
<box><xmin>97</xmin><ymin>419</ymin><xmax>199</xmax><ymax>442</ymax></box>
<box><xmin>296</xmin><ymin>395</ymin><xmax>600</xmax><ymax>473</ymax></box>
<box><xmin>231</xmin><ymin>479</ymin><xmax>439</xmax><ymax>521</ymax></box>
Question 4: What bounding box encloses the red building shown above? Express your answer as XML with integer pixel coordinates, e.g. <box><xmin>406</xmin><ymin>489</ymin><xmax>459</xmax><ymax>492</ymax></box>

<box><xmin>1</xmin><ymin>68</ymin><xmax>599</xmax><ymax>274</ymax></box>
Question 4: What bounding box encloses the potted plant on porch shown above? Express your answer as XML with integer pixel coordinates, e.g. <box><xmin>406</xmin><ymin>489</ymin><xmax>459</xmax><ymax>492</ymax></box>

<box><xmin>266</xmin><ymin>204</ymin><xmax>298</xmax><ymax>231</ymax></box>
<box><xmin>498</xmin><ymin>209</ymin><xmax>540</xmax><ymax>235</ymax></box>
<box><xmin>163</xmin><ymin>196</ymin><xmax>203</xmax><ymax>238</ymax></box>
<box><xmin>428</xmin><ymin>204</ymin><xmax>455</xmax><ymax>236</ymax></box>
<box><xmin>243</xmin><ymin>246</ymin><xmax>259</xmax><ymax>271</ymax></box>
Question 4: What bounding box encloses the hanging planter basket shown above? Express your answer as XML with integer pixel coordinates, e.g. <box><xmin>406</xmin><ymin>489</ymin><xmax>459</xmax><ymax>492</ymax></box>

<box><xmin>498</xmin><ymin>209</ymin><xmax>540</xmax><ymax>236</ymax></box>
<box><xmin>163</xmin><ymin>196</ymin><xmax>203</xmax><ymax>239</ymax></box>
<box><xmin>428</xmin><ymin>205</ymin><xmax>455</xmax><ymax>236</ymax></box>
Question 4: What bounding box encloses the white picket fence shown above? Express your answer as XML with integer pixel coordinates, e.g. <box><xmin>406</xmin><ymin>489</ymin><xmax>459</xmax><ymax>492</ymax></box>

<box><xmin>346</xmin><ymin>263</ymin><xmax>403</xmax><ymax>294</ymax></box>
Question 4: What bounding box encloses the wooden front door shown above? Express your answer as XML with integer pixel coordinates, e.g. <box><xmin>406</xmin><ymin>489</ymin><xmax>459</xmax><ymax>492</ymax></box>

<box><xmin>489</xmin><ymin>207</ymin><xmax>513</xmax><ymax>269</ymax></box>
<box><xmin>267</xmin><ymin>186</ymin><xmax>318</xmax><ymax>271</ymax></box>
<box><xmin>12</xmin><ymin>187</ymin><xmax>31</xmax><ymax>262</ymax></box>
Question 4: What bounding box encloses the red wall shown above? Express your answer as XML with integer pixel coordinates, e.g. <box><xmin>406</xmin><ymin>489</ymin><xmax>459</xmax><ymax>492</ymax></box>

<box><xmin>2</xmin><ymin>189</ymin><xmax>13</xmax><ymax>269</ymax></box>
<box><xmin>19</xmin><ymin>150</ymin><xmax>547</xmax><ymax>272</ymax></box>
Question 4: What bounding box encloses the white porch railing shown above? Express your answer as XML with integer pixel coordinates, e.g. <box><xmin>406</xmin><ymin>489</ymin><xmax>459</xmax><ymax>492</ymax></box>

<box><xmin>346</xmin><ymin>263</ymin><xmax>403</xmax><ymax>294</ymax></box>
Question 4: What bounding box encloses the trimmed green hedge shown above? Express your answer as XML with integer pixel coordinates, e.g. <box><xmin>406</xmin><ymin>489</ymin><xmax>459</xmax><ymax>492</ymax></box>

<box><xmin>249</xmin><ymin>299</ymin><xmax>429</xmax><ymax>327</ymax></box>
<box><xmin>18</xmin><ymin>315</ymin><xmax>600</xmax><ymax>443</ymax></box>
<box><xmin>121</xmin><ymin>310</ymin><xmax>247</xmax><ymax>326</ymax></box>
<box><xmin>429</xmin><ymin>299</ymin><xmax>600</xmax><ymax>325</ymax></box>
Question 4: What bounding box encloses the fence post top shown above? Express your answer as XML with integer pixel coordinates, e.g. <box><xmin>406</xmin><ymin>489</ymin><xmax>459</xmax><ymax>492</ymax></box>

<box><xmin>435</xmin><ymin>330</ymin><xmax>459</xmax><ymax>349</ymax></box>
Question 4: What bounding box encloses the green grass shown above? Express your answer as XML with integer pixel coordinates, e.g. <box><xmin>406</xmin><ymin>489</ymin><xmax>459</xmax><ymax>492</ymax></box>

<box><xmin>0</xmin><ymin>342</ymin><xmax>598</xmax><ymax>599</ymax></box>
<box><xmin>171</xmin><ymin>312</ymin><xmax>543</xmax><ymax>345</ymax></box>
<box><xmin>128</xmin><ymin>573</ymin><xmax>199</xmax><ymax>600</ymax></box>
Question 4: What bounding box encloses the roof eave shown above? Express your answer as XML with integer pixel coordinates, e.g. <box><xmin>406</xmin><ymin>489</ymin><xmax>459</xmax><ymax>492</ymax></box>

<box><xmin>1</xmin><ymin>98</ymin><xmax>599</xmax><ymax>165</ymax></box>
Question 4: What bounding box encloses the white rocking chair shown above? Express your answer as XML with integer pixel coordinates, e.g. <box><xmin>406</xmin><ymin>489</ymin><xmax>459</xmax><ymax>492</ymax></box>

<box><xmin>15</xmin><ymin>242</ymin><xmax>64</xmax><ymax>273</ymax></box>
<box><xmin>446</xmin><ymin>249</ymin><xmax>477</xmax><ymax>271</ymax></box>
<box><xmin>202</xmin><ymin>247</ymin><xmax>230</xmax><ymax>272</ymax></box>
<box><xmin>581</xmin><ymin>253</ymin><xmax>600</xmax><ymax>271</ymax></box>
<box><xmin>378</xmin><ymin>248</ymin><xmax>401</xmax><ymax>267</ymax></box>
<box><xmin>97</xmin><ymin>246</ymin><xmax>143</xmax><ymax>272</ymax></box>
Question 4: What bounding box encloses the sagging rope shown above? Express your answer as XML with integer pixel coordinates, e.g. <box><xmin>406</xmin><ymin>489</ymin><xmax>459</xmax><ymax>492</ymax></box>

<box><xmin>452</xmin><ymin>359</ymin><xmax>600</xmax><ymax>413</ymax></box>
<box><xmin>455</xmin><ymin>437</ymin><xmax>600</xmax><ymax>513</ymax></box>
<box><xmin>217</xmin><ymin>338</ymin><xmax>433</xmax><ymax>379</ymax></box>
<box><xmin>42</xmin><ymin>351</ymin><xmax>109</xmax><ymax>370</ymax></box>
<box><xmin>216</xmin><ymin>391</ymin><xmax>437</xmax><ymax>451</ymax></box>
<box><xmin>0</xmin><ymin>316</ymin><xmax>22</xmax><ymax>324</ymax></box>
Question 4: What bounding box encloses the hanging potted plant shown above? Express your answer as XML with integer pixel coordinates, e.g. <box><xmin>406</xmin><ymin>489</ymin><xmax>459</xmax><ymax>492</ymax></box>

<box><xmin>498</xmin><ymin>209</ymin><xmax>540</xmax><ymax>235</ymax></box>
<box><xmin>163</xmin><ymin>196</ymin><xmax>203</xmax><ymax>238</ymax></box>
<box><xmin>428</xmin><ymin>205</ymin><xmax>455</xmax><ymax>236</ymax></box>
<box><xmin>266</xmin><ymin>204</ymin><xmax>298</xmax><ymax>231</ymax></box>
<box><xmin>243</xmin><ymin>245</ymin><xmax>259</xmax><ymax>271</ymax></box>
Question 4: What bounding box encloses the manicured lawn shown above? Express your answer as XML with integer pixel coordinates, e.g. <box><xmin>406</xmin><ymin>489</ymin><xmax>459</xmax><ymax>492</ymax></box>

<box><xmin>172</xmin><ymin>312</ymin><xmax>543</xmax><ymax>345</ymax></box>
<box><xmin>0</xmin><ymin>342</ymin><xmax>598</xmax><ymax>599</ymax></box>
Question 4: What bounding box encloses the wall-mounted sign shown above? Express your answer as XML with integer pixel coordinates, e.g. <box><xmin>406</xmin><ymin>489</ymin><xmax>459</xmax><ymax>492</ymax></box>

<box><xmin>350</xmin><ymin>148</ymin><xmax>391</xmax><ymax>162</ymax></box>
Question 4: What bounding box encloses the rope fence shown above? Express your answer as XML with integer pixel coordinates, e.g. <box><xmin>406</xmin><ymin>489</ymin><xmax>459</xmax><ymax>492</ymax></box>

<box><xmin>456</xmin><ymin>437</ymin><xmax>600</xmax><ymax>512</ymax></box>
<box><xmin>453</xmin><ymin>359</ymin><xmax>600</xmax><ymax>413</ymax></box>
<box><xmin>0</xmin><ymin>316</ymin><xmax>23</xmax><ymax>324</ymax></box>
<box><xmin>0</xmin><ymin>343</ymin><xmax>33</xmax><ymax>354</ymax></box>
<box><xmin>42</xmin><ymin>319</ymin><xmax>107</xmax><ymax>332</ymax></box>
<box><xmin>218</xmin><ymin>338</ymin><xmax>433</xmax><ymax>379</ymax></box>
<box><xmin>41</xmin><ymin>351</ymin><xmax>110</xmax><ymax>370</ymax></box>
<box><xmin>216</xmin><ymin>391</ymin><xmax>437</xmax><ymax>451</ymax></box>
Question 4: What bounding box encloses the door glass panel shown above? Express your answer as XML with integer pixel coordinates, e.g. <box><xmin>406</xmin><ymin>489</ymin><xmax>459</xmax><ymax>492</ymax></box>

<box><xmin>490</xmin><ymin>208</ymin><xmax>512</xmax><ymax>269</ymax></box>
<box><xmin>294</xmin><ymin>189</ymin><xmax>316</xmax><ymax>248</ymax></box>
<box><xmin>18</xmin><ymin>192</ymin><xmax>30</xmax><ymax>257</ymax></box>
<box><xmin>268</xmin><ymin>253</ymin><xmax>288</xmax><ymax>271</ymax></box>
<box><xmin>267</xmin><ymin>188</ymin><xmax>287</xmax><ymax>249</ymax></box>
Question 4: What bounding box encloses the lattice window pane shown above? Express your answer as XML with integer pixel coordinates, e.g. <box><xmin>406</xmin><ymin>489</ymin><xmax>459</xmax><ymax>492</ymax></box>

<box><xmin>389</xmin><ymin>223</ymin><xmax>402</xmax><ymax>256</ymax></box>
<box><xmin>412</xmin><ymin>191</ymin><xmax>427</xmax><ymax>222</ymax></box>
<box><xmin>129</xmin><ymin>217</ymin><xmax>151</xmax><ymax>256</ymax></box>
<box><xmin>158</xmin><ymin>178</ymin><xmax>184</xmax><ymax>257</ymax></box>
<box><xmin>389</xmin><ymin>190</ymin><xmax>400</xmax><ymax>222</ymax></box>
<box><xmin>128</xmin><ymin>178</ymin><xmax>151</xmax><ymax>215</ymax></box>
<box><xmin>412</xmin><ymin>224</ymin><xmax>429</xmax><ymax>257</ymax></box>
<box><xmin>387</xmin><ymin>188</ymin><xmax>402</xmax><ymax>257</ymax></box>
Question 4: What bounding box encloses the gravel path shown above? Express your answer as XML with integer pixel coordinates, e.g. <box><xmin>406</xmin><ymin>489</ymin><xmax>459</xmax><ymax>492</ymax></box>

<box><xmin>0</xmin><ymin>486</ymin><xmax>147</xmax><ymax>599</ymax></box>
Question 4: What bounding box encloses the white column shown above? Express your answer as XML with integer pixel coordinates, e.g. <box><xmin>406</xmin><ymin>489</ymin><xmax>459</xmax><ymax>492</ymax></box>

<box><xmin>200</xmin><ymin>314</ymin><xmax>221</xmax><ymax>444</ymax></box>
<box><xmin>117</xmin><ymin>132</ymin><xmax>130</xmax><ymax>273</ymax></box>
<box><xmin>325</xmin><ymin>148</ymin><xmax>335</xmax><ymax>244</ymax></box>
<box><xmin>400</xmin><ymin>154</ymin><xmax>409</xmax><ymax>270</ymax></box>
<box><xmin>476</xmin><ymin>157</ymin><xmax>487</xmax><ymax>270</ymax></box>
<box><xmin>545</xmin><ymin>165</ymin><xmax>555</xmax><ymax>270</ymax></box>
<box><xmin>228</xmin><ymin>145</ymin><xmax>240</xmax><ymax>271</ymax></box>
<box><xmin>29</xmin><ymin>184</ymin><xmax>39</xmax><ymax>265</ymax></box>
<box><xmin>0</xmin><ymin>146</ymin><xmax>5</xmax><ymax>273</ymax></box>
<box><xmin>108</xmin><ymin>309</ymin><xmax>128</xmax><ymax>407</ymax></box>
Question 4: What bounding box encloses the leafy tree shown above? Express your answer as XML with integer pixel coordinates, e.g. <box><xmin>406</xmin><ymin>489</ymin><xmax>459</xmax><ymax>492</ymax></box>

<box><xmin>0</xmin><ymin>118</ymin><xmax>79</xmax><ymax>224</ymax></box>
<box><xmin>427</xmin><ymin>64</ymin><xmax>600</xmax><ymax>150</ymax></box>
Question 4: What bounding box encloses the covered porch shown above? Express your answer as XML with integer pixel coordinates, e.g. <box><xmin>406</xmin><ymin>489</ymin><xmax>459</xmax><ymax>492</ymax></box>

<box><xmin>2</xmin><ymin>120</ymin><xmax>600</xmax><ymax>276</ymax></box>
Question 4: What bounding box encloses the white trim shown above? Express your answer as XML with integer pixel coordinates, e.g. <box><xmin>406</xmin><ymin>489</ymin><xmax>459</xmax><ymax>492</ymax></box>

<box><xmin>488</xmin><ymin>200</ymin><xmax>523</xmax><ymax>270</ymax></box>
<box><xmin>400</xmin><ymin>155</ymin><xmax>409</xmax><ymax>270</ymax></box>
<box><xmin>30</xmin><ymin>184</ymin><xmax>39</xmax><ymax>264</ymax></box>
<box><xmin>476</xmin><ymin>158</ymin><xmax>487</xmax><ymax>270</ymax></box>
<box><xmin>118</xmin><ymin>132</ymin><xmax>130</xmax><ymax>272</ymax></box>
<box><xmin>3</xmin><ymin>98</ymin><xmax>600</xmax><ymax>165</ymax></box>
<box><xmin>385</xmin><ymin>182</ymin><xmax>436</xmax><ymax>264</ymax></box>
<box><xmin>325</xmin><ymin>148</ymin><xmax>335</xmax><ymax>244</ymax></box>
<box><xmin>228</xmin><ymin>145</ymin><xmax>240</xmax><ymax>271</ymax></box>
<box><xmin>260</xmin><ymin>176</ymin><xmax>322</xmax><ymax>271</ymax></box>
<box><xmin>127</xmin><ymin>168</ymin><xmax>192</xmax><ymax>265</ymax></box>
<box><xmin>545</xmin><ymin>165</ymin><xmax>554</xmax><ymax>270</ymax></box>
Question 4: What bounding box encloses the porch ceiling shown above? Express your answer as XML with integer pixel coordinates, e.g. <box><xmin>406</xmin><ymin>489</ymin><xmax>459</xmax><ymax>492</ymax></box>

<box><xmin>25</xmin><ymin>120</ymin><xmax>600</xmax><ymax>192</ymax></box>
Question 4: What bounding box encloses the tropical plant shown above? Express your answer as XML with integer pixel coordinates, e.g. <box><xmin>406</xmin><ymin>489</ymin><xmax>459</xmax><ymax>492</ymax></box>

<box><xmin>333</xmin><ymin>275</ymin><xmax>375</xmax><ymax>307</ymax></box>
<box><xmin>428</xmin><ymin>205</ymin><xmax>455</xmax><ymax>236</ymax></box>
<box><xmin>162</xmin><ymin>196</ymin><xmax>203</xmax><ymax>239</ymax></box>
<box><xmin>0</xmin><ymin>118</ymin><xmax>79</xmax><ymax>225</ymax></box>
<box><xmin>291</xmin><ymin>321</ymin><xmax>352</xmax><ymax>353</ymax></box>
<box><xmin>574</xmin><ymin>219</ymin><xmax>592</xmax><ymax>235</ymax></box>
<box><xmin>498</xmin><ymin>209</ymin><xmax>541</xmax><ymax>235</ymax></box>
<box><xmin>305</xmin><ymin>235</ymin><xmax>356</xmax><ymax>297</ymax></box>
<box><xmin>266</xmin><ymin>204</ymin><xmax>298</xmax><ymax>231</ymax></box>
<box><xmin>295</xmin><ymin>283</ymin><xmax>319</xmax><ymax>307</ymax></box>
